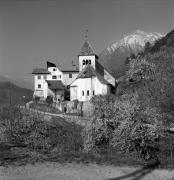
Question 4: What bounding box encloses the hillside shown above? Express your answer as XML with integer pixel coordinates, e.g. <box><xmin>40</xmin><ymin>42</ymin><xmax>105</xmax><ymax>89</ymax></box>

<box><xmin>0</xmin><ymin>81</ymin><xmax>33</xmax><ymax>106</ymax></box>
<box><xmin>0</xmin><ymin>75</ymin><xmax>33</xmax><ymax>90</ymax></box>
<box><xmin>145</xmin><ymin>29</ymin><xmax>174</xmax><ymax>53</ymax></box>
<box><xmin>99</xmin><ymin>30</ymin><xmax>163</xmax><ymax>78</ymax></box>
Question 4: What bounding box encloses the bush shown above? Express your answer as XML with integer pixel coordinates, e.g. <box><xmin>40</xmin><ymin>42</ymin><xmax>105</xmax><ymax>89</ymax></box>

<box><xmin>0</xmin><ymin>106</ymin><xmax>83</xmax><ymax>154</ymax></box>
<box><xmin>83</xmin><ymin>93</ymin><xmax>166</xmax><ymax>164</ymax></box>
<box><xmin>46</xmin><ymin>96</ymin><xmax>53</xmax><ymax>106</ymax></box>
<box><xmin>33</xmin><ymin>96</ymin><xmax>40</xmax><ymax>104</ymax></box>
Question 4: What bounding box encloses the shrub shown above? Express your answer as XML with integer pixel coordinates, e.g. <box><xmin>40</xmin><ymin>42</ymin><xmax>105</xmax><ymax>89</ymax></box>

<box><xmin>33</xmin><ymin>96</ymin><xmax>40</xmax><ymax>104</ymax></box>
<box><xmin>0</xmin><ymin>106</ymin><xmax>83</xmax><ymax>154</ymax></box>
<box><xmin>46</xmin><ymin>96</ymin><xmax>53</xmax><ymax>106</ymax></box>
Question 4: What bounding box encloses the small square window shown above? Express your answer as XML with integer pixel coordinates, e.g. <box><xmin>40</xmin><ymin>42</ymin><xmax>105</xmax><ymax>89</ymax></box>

<box><xmin>69</xmin><ymin>74</ymin><xmax>72</xmax><ymax>78</ymax></box>
<box><xmin>38</xmin><ymin>84</ymin><xmax>41</xmax><ymax>88</ymax></box>
<box><xmin>87</xmin><ymin>90</ymin><xmax>89</xmax><ymax>96</ymax></box>
<box><xmin>52</xmin><ymin>75</ymin><xmax>57</xmax><ymax>79</ymax></box>
<box><xmin>37</xmin><ymin>75</ymin><xmax>41</xmax><ymax>79</ymax></box>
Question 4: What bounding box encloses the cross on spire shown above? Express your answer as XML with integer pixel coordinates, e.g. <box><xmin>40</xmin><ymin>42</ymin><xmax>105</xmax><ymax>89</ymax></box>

<box><xmin>85</xmin><ymin>29</ymin><xmax>88</xmax><ymax>41</ymax></box>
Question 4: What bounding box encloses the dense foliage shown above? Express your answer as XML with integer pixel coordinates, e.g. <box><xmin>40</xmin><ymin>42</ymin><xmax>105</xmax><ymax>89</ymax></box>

<box><xmin>83</xmin><ymin>30</ymin><xmax>174</xmax><ymax>167</ymax></box>
<box><xmin>148</xmin><ymin>30</ymin><xmax>174</xmax><ymax>53</ymax></box>
<box><xmin>0</xmin><ymin>106</ymin><xmax>82</xmax><ymax>154</ymax></box>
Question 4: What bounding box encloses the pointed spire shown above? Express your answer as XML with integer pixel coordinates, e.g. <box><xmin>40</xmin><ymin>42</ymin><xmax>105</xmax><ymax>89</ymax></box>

<box><xmin>85</xmin><ymin>29</ymin><xmax>88</xmax><ymax>41</ymax></box>
<box><xmin>79</xmin><ymin>29</ymin><xmax>95</xmax><ymax>56</ymax></box>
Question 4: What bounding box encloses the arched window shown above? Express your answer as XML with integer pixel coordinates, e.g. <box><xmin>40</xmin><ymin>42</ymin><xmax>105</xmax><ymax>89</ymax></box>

<box><xmin>89</xmin><ymin>60</ymin><xmax>91</xmax><ymax>64</ymax></box>
<box><xmin>87</xmin><ymin>90</ymin><xmax>89</xmax><ymax>96</ymax></box>
<box><xmin>83</xmin><ymin>60</ymin><xmax>85</xmax><ymax>65</ymax></box>
<box><xmin>82</xmin><ymin>90</ymin><xmax>84</xmax><ymax>96</ymax></box>
<box><xmin>86</xmin><ymin>60</ymin><xmax>88</xmax><ymax>64</ymax></box>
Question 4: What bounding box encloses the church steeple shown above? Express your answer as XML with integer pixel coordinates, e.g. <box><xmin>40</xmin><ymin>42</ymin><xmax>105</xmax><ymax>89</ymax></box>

<box><xmin>84</xmin><ymin>29</ymin><xmax>88</xmax><ymax>41</ymax></box>
<box><xmin>78</xmin><ymin>30</ymin><xmax>98</xmax><ymax>71</ymax></box>
<box><xmin>79</xmin><ymin>30</ymin><xmax>95</xmax><ymax>56</ymax></box>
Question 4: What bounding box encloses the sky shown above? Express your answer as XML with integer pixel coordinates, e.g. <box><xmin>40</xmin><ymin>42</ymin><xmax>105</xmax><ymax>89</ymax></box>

<box><xmin>0</xmin><ymin>0</ymin><xmax>174</xmax><ymax>85</ymax></box>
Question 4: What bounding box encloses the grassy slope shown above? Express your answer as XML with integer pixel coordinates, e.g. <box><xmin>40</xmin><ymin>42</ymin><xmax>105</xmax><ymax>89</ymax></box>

<box><xmin>0</xmin><ymin>81</ymin><xmax>32</xmax><ymax>106</ymax></box>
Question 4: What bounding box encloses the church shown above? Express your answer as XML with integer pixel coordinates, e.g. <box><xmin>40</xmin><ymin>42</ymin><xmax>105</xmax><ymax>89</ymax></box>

<box><xmin>32</xmin><ymin>35</ymin><xmax>117</xmax><ymax>103</ymax></box>
<box><xmin>70</xmin><ymin>39</ymin><xmax>116</xmax><ymax>101</ymax></box>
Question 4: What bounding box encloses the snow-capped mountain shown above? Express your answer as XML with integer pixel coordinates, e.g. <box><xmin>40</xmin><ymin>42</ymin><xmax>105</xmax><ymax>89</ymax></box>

<box><xmin>99</xmin><ymin>30</ymin><xmax>163</xmax><ymax>78</ymax></box>
<box><xmin>106</xmin><ymin>30</ymin><xmax>163</xmax><ymax>54</ymax></box>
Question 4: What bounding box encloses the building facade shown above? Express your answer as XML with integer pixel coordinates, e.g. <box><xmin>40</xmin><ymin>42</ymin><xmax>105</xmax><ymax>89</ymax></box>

<box><xmin>70</xmin><ymin>39</ymin><xmax>117</xmax><ymax>101</ymax></box>
<box><xmin>32</xmin><ymin>38</ymin><xmax>117</xmax><ymax>103</ymax></box>
<box><xmin>32</xmin><ymin>61</ymin><xmax>79</xmax><ymax>102</ymax></box>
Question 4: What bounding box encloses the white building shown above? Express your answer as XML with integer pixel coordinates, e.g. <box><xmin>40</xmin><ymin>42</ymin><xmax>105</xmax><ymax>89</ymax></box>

<box><xmin>32</xmin><ymin>37</ymin><xmax>117</xmax><ymax>103</ymax></box>
<box><xmin>32</xmin><ymin>61</ymin><xmax>79</xmax><ymax>102</ymax></box>
<box><xmin>70</xmin><ymin>39</ymin><xmax>116</xmax><ymax>101</ymax></box>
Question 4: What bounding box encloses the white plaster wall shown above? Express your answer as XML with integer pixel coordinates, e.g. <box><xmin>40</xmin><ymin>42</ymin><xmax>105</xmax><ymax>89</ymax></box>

<box><xmin>104</xmin><ymin>69</ymin><xmax>115</xmax><ymax>87</ymax></box>
<box><xmin>79</xmin><ymin>55</ymin><xmax>96</xmax><ymax>71</ymax></box>
<box><xmin>62</xmin><ymin>72</ymin><xmax>78</xmax><ymax>86</ymax></box>
<box><xmin>94</xmin><ymin>77</ymin><xmax>108</xmax><ymax>95</ymax></box>
<box><xmin>70</xmin><ymin>86</ymin><xmax>78</xmax><ymax>101</ymax></box>
<box><xmin>47</xmin><ymin>67</ymin><xmax>63</xmax><ymax>81</ymax></box>
<box><xmin>70</xmin><ymin>76</ymin><xmax>110</xmax><ymax>102</ymax></box>
<box><xmin>77</xmin><ymin>78</ymin><xmax>93</xmax><ymax>101</ymax></box>
<box><xmin>34</xmin><ymin>75</ymin><xmax>48</xmax><ymax>99</ymax></box>
<box><xmin>70</xmin><ymin>79</ymin><xmax>79</xmax><ymax>101</ymax></box>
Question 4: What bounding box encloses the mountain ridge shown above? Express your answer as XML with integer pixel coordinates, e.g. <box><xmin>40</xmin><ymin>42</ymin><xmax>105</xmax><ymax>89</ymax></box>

<box><xmin>106</xmin><ymin>30</ymin><xmax>163</xmax><ymax>54</ymax></box>
<box><xmin>0</xmin><ymin>74</ymin><xmax>33</xmax><ymax>90</ymax></box>
<box><xmin>99</xmin><ymin>30</ymin><xmax>163</xmax><ymax>78</ymax></box>
<box><xmin>0</xmin><ymin>81</ymin><xmax>33</xmax><ymax>106</ymax></box>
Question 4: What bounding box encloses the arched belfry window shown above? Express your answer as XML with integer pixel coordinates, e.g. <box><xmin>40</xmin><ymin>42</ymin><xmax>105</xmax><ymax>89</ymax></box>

<box><xmin>82</xmin><ymin>90</ymin><xmax>84</xmax><ymax>96</ymax></box>
<box><xmin>86</xmin><ymin>60</ymin><xmax>88</xmax><ymax>64</ymax></box>
<box><xmin>89</xmin><ymin>60</ymin><xmax>91</xmax><ymax>64</ymax></box>
<box><xmin>83</xmin><ymin>60</ymin><xmax>85</xmax><ymax>65</ymax></box>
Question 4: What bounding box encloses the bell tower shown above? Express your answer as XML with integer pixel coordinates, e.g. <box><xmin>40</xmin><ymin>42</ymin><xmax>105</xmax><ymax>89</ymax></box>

<box><xmin>78</xmin><ymin>30</ymin><xmax>97</xmax><ymax>71</ymax></box>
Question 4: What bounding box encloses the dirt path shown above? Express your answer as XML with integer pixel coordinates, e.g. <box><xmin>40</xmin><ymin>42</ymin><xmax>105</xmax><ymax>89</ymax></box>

<box><xmin>0</xmin><ymin>162</ymin><xmax>173</xmax><ymax>180</ymax></box>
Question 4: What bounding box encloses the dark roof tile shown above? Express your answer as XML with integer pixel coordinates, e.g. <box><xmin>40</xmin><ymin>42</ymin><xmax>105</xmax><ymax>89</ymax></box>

<box><xmin>80</xmin><ymin>41</ymin><xmax>95</xmax><ymax>56</ymax></box>
<box><xmin>32</xmin><ymin>68</ymin><xmax>50</xmax><ymax>74</ymax></box>
<box><xmin>76</xmin><ymin>65</ymin><xmax>110</xmax><ymax>85</ymax></box>
<box><xmin>46</xmin><ymin>80</ymin><xmax>65</xmax><ymax>90</ymax></box>
<box><xmin>76</xmin><ymin>65</ymin><xmax>96</xmax><ymax>79</ymax></box>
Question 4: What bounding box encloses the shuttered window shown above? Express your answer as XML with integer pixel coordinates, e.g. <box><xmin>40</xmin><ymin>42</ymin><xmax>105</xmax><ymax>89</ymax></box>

<box><xmin>52</xmin><ymin>75</ymin><xmax>57</xmax><ymax>79</ymax></box>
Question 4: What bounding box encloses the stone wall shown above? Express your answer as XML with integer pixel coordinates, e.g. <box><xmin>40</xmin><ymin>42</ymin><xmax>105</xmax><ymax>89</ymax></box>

<box><xmin>61</xmin><ymin>100</ymin><xmax>94</xmax><ymax>117</ymax></box>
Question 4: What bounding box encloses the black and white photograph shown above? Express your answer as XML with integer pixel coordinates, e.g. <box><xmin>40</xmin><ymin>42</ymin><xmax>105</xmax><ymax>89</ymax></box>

<box><xmin>0</xmin><ymin>0</ymin><xmax>174</xmax><ymax>179</ymax></box>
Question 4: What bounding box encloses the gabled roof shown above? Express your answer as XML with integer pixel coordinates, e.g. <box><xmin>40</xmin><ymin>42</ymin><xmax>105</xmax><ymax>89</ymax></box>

<box><xmin>76</xmin><ymin>65</ymin><xmax>110</xmax><ymax>85</ymax></box>
<box><xmin>96</xmin><ymin>59</ymin><xmax>116</xmax><ymax>78</ymax></box>
<box><xmin>80</xmin><ymin>41</ymin><xmax>95</xmax><ymax>56</ymax></box>
<box><xmin>32</xmin><ymin>68</ymin><xmax>50</xmax><ymax>74</ymax></box>
<box><xmin>47</xmin><ymin>61</ymin><xmax>57</xmax><ymax>68</ymax></box>
<box><xmin>96</xmin><ymin>72</ymin><xmax>110</xmax><ymax>85</ymax></box>
<box><xmin>46</xmin><ymin>60</ymin><xmax>79</xmax><ymax>73</ymax></box>
<box><xmin>76</xmin><ymin>65</ymin><xmax>96</xmax><ymax>79</ymax></box>
<box><xmin>62</xmin><ymin>70</ymin><xmax>79</xmax><ymax>73</ymax></box>
<box><xmin>46</xmin><ymin>80</ymin><xmax>65</xmax><ymax>90</ymax></box>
